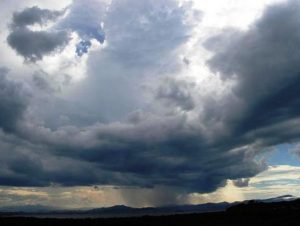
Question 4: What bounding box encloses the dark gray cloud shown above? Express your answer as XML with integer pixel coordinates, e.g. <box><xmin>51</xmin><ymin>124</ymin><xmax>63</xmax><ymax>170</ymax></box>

<box><xmin>156</xmin><ymin>78</ymin><xmax>195</xmax><ymax>111</ymax></box>
<box><xmin>7</xmin><ymin>6</ymin><xmax>70</xmax><ymax>62</ymax></box>
<box><xmin>2</xmin><ymin>0</ymin><xmax>300</xmax><ymax>200</ymax></box>
<box><xmin>204</xmin><ymin>0</ymin><xmax>300</xmax><ymax>147</ymax></box>
<box><xmin>0</xmin><ymin>0</ymin><xmax>264</xmax><ymax>194</ymax></box>
<box><xmin>32</xmin><ymin>71</ymin><xmax>55</xmax><ymax>92</ymax></box>
<box><xmin>0</xmin><ymin>68</ymin><xmax>27</xmax><ymax>133</ymax></box>
<box><xmin>7</xmin><ymin>2</ymin><xmax>106</xmax><ymax>59</ymax></box>
<box><xmin>0</xmin><ymin>131</ymin><xmax>102</xmax><ymax>187</ymax></box>
<box><xmin>13</xmin><ymin>112</ymin><xmax>265</xmax><ymax>193</ymax></box>
<box><xmin>7</xmin><ymin>28</ymin><xmax>70</xmax><ymax>62</ymax></box>
<box><xmin>233</xmin><ymin>178</ymin><xmax>250</xmax><ymax>187</ymax></box>
<box><xmin>11</xmin><ymin>6</ymin><xmax>64</xmax><ymax>28</ymax></box>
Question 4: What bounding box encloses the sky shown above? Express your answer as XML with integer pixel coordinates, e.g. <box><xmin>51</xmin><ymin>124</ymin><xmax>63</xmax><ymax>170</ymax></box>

<box><xmin>0</xmin><ymin>0</ymin><xmax>300</xmax><ymax>209</ymax></box>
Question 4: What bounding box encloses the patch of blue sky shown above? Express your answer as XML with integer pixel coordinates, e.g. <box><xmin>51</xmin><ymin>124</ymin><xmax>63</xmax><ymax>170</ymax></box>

<box><xmin>259</xmin><ymin>143</ymin><xmax>300</xmax><ymax>166</ymax></box>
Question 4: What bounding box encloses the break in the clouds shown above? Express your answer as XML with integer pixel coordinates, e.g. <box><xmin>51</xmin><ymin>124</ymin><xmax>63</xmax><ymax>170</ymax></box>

<box><xmin>1</xmin><ymin>0</ymin><xmax>300</xmax><ymax>207</ymax></box>
<box><xmin>57</xmin><ymin>0</ymin><xmax>105</xmax><ymax>56</ymax></box>
<box><xmin>7</xmin><ymin>1</ymin><xmax>106</xmax><ymax>61</ymax></box>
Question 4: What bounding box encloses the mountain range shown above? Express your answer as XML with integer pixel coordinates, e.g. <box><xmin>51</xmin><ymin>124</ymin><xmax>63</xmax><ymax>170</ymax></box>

<box><xmin>0</xmin><ymin>195</ymin><xmax>297</xmax><ymax>218</ymax></box>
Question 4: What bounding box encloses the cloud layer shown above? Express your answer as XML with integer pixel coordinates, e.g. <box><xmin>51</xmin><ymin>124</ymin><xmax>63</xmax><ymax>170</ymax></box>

<box><xmin>1</xmin><ymin>0</ymin><xmax>300</xmax><ymax>207</ymax></box>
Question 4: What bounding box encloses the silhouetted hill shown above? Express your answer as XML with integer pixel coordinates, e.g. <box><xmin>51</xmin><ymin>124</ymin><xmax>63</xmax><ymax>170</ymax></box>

<box><xmin>0</xmin><ymin>205</ymin><xmax>58</xmax><ymax>213</ymax></box>
<box><xmin>227</xmin><ymin>197</ymin><xmax>300</xmax><ymax>214</ymax></box>
<box><xmin>1</xmin><ymin>195</ymin><xmax>300</xmax><ymax>225</ymax></box>
<box><xmin>258</xmin><ymin>194</ymin><xmax>298</xmax><ymax>203</ymax></box>
<box><xmin>0</xmin><ymin>202</ymin><xmax>231</xmax><ymax>218</ymax></box>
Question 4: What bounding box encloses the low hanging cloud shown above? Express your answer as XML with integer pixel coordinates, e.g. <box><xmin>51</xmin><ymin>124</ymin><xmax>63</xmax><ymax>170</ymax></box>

<box><xmin>11</xmin><ymin>110</ymin><xmax>265</xmax><ymax>194</ymax></box>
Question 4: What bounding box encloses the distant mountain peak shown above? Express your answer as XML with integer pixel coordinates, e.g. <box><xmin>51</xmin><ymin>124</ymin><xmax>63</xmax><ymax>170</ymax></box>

<box><xmin>276</xmin><ymin>194</ymin><xmax>295</xmax><ymax>198</ymax></box>
<box><xmin>261</xmin><ymin>194</ymin><xmax>298</xmax><ymax>203</ymax></box>
<box><xmin>109</xmin><ymin>205</ymin><xmax>132</xmax><ymax>210</ymax></box>
<box><xmin>0</xmin><ymin>195</ymin><xmax>298</xmax><ymax>218</ymax></box>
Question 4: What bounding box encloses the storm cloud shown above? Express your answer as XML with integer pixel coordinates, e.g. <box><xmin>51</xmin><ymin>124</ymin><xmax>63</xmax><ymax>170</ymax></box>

<box><xmin>7</xmin><ymin>28</ymin><xmax>70</xmax><ymax>62</ymax></box>
<box><xmin>11</xmin><ymin>6</ymin><xmax>64</xmax><ymax>28</ymax></box>
<box><xmin>6</xmin><ymin>1</ymin><xmax>107</xmax><ymax>62</ymax></box>
<box><xmin>0</xmin><ymin>68</ymin><xmax>27</xmax><ymax>132</ymax></box>
<box><xmin>205</xmin><ymin>0</ymin><xmax>300</xmax><ymax>128</ymax></box>
<box><xmin>7</xmin><ymin>6</ymin><xmax>70</xmax><ymax>62</ymax></box>
<box><xmin>2</xmin><ymin>0</ymin><xmax>300</xmax><ymax>206</ymax></box>
<box><xmin>202</xmin><ymin>0</ymin><xmax>300</xmax><ymax>152</ymax></box>
<box><xmin>233</xmin><ymin>178</ymin><xmax>250</xmax><ymax>188</ymax></box>
<box><xmin>156</xmin><ymin>78</ymin><xmax>195</xmax><ymax>111</ymax></box>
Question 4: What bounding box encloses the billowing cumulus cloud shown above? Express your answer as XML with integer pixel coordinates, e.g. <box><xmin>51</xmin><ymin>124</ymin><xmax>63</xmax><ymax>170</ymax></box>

<box><xmin>204</xmin><ymin>0</ymin><xmax>300</xmax><ymax>149</ymax></box>
<box><xmin>1</xmin><ymin>0</ymin><xmax>300</xmax><ymax>207</ymax></box>
<box><xmin>57</xmin><ymin>0</ymin><xmax>106</xmax><ymax>56</ymax></box>
<box><xmin>0</xmin><ymin>0</ymin><xmax>269</xmax><ymax>192</ymax></box>
<box><xmin>68</xmin><ymin>0</ymin><xmax>201</xmax><ymax>120</ymax></box>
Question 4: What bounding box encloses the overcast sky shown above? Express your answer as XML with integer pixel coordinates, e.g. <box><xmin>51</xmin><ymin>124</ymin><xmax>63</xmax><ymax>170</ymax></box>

<box><xmin>0</xmin><ymin>0</ymin><xmax>300</xmax><ymax>208</ymax></box>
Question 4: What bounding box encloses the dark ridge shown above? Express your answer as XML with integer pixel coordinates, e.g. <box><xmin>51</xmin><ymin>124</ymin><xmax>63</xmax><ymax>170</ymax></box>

<box><xmin>1</xmin><ymin>196</ymin><xmax>300</xmax><ymax>225</ymax></box>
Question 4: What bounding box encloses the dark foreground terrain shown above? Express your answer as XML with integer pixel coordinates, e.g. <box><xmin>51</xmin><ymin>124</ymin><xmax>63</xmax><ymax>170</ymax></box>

<box><xmin>1</xmin><ymin>199</ymin><xmax>300</xmax><ymax>226</ymax></box>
